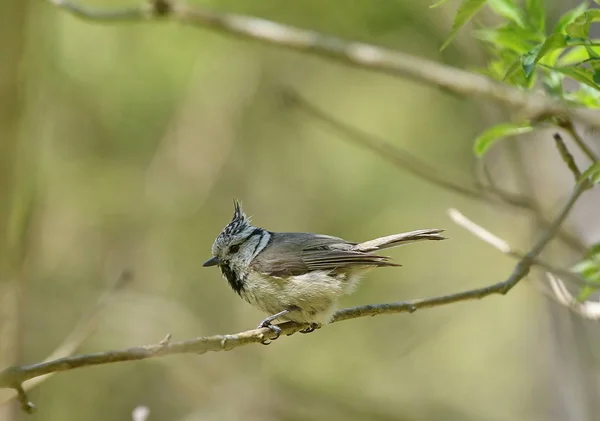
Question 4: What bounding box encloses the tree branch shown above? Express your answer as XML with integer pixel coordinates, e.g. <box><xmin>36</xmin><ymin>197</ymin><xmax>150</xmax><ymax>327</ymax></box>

<box><xmin>283</xmin><ymin>89</ymin><xmax>587</xmax><ymax>253</ymax></box>
<box><xmin>0</xmin><ymin>271</ymin><xmax>132</xmax><ymax>413</ymax></box>
<box><xmin>282</xmin><ymin>89</ymin><xmax>528</xmax><ymax>206</ymax></box>
<box><xmin>47</xmin><ymin>0</ymin><xmax>600</xmax><ymax>131</ymax></box>
<box><xmin>553</xmin><ymin>133</ymin><xmax>581</xmax><ymax>182</ymax></box>
<box><xmin>5</xmin><ymin>1</ymin><xmax>590</xmax><ymax>413</ymax></box>
<box><xmin>559</xmin><ymin>119</ymin><xmax>600</xmax><ymax>163</ymax></box>
<box><xmin>547</xmin><ymin>273</ymin><xmax>600</xmax><ymax>319</ymax></box>
<box><xmin>448</xmin><ymin>208</ymin><xmax>590</xmax><ymax>286</ymax></box>
<box><xmin>0</xmin><ymin>181</ymin><xmax>589</xmax><ymax>412</ymax></box>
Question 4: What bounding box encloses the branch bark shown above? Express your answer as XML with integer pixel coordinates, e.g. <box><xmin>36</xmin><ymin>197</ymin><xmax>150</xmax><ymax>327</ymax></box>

<box><xmin>0</xmin><ymin>271</ymin><xmax>132</xmax><ymax>412</ymax></box>
<box><xmin>0</xmin><ymin>181</ymin><xmax>589</xmax><ymax>412</ymax></box>
<box><xmin>47</xmin><ymin>0</ymin><xmax>600</xmax><ymax>131</ymax></box>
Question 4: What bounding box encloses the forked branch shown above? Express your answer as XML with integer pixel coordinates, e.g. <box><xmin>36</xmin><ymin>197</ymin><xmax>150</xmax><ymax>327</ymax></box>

<box><xmin>0</xmin><ymin>181</ymin><xmax>589</xmax><ymax>412</ymax></box>
<box><xmin>3</xmin><ymin>0</ymin><xmax>592</xmax><ymax>414</ymax></box>
<box><xmin>283</xmin><ymin>90</ymin><xmax>587</xmax><ymax>253</ymax></box>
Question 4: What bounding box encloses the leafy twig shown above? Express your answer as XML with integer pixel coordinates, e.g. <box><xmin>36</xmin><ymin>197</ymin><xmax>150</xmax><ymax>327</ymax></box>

<box><xmin>0</xmin><ymin>271</ymin><xmax>132</xmax><ymax>410</ymax></box>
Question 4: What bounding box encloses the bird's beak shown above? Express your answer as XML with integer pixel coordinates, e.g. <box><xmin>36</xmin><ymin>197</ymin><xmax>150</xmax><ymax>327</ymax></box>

<box><xmin>202</xmin><ymin>256</ymin><xmax>221</xmax><ymax>267</ymax></box>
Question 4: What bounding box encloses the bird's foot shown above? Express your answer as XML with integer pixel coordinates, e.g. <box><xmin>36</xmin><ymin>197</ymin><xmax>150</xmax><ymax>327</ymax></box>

<box><xmin>300</xmin><ymin>323</ymin><xmax>320</xmax><ymax>334</ymax></box>
<box><xmin>257</xmin><ymin>320</ymin><xmax>282</xmax><ymax>345</ymax></box>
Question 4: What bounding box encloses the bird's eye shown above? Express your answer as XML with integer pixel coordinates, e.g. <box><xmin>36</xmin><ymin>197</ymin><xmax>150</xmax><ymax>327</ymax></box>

<box><xmin>229</xmin><ymin>244</ymin><xmax>240</xmax><ymax>253</ymax></box>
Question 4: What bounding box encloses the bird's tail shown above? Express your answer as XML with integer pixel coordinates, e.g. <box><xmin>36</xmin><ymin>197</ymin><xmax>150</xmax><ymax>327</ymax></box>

<box><xmin>354</xmin><ymin>229</ymin><xmax>446</xmax><ymax>253</ymax></box>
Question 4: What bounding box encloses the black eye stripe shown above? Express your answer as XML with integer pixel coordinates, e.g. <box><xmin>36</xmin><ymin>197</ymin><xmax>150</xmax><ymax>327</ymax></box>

<box><xmin>251</xmin><ymin>231</ymin><xmax>267</xmax><ymax>257</ymax></box>
<box><xmin>229</xmin><ymin>229</ymin><xmax>264</xmax><ymax>254</ymax></box>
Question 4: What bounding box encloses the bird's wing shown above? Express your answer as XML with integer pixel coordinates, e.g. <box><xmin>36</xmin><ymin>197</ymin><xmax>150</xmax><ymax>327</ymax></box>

<box><xmin>250</xmin><ymin>232</ymin><xmax>397</xmax><ymax>277</ymax></box>
<box><xmin>301</xmin><ymin>249</ymin><xmax>397</xmax><ymax>271</ymax></box>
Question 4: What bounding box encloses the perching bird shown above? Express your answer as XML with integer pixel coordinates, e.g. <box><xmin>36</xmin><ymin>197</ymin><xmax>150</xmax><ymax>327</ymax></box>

<box><xmin>203</xmin><ymin>201</ymin><xmax>445</xmax><ymax>342</ymax></box>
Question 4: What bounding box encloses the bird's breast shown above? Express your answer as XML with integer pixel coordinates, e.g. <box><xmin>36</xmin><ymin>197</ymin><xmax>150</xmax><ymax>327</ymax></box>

<box><xmin>239</xmin><ymin>272</ymin><xmax>287</xmax><ymax>314</ymax></box>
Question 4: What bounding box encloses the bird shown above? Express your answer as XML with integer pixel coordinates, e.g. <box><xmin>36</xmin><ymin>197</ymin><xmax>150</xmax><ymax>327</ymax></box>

<box><xmin>203</xmin><ymin>200</ymin><xmax>445</xmax><ymax>343</ymax></box>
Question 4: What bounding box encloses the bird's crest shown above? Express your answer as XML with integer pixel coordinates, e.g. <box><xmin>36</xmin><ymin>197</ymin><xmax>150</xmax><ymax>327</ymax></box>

<box><xmin>221</xmin><ymin>199</ymin><xmax>251</xmax><ymax>238</ymax></box>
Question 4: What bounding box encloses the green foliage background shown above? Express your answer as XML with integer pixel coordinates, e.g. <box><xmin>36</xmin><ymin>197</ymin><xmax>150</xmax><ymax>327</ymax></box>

<box><xmin>1</xmin><ymin>0</ymin><xmax>590</xmax><ymax>420</ymax></box>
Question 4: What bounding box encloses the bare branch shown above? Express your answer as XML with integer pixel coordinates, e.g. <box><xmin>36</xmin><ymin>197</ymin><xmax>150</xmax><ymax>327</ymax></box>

<box><xmin>559</xmin><ymin>119</ymin><xmax>600</xmax><ymax>163</ymax></box>
<box><xmin>13</xmin><ymin>385</ymin><xmax>34</xmax><ymax>414</ymax></box>
<box><xmin>282</xmin><ymin>89</ymin><xmax>526</xmax><ymax>205</ymax></box>
<box><xmin>547</xmin><ymin>273</ymin><xmax>600</xmax><ymax>319</ymax></box>
<box><xmin>47</xmin><ymin>0</ymin><xmax>600</xmax><ymax>131</ymax></box>
<box><xmin>448</xmin><ymin>208</ymin><xmax>589</xmax><ymax>286</ymax></box>
<box><xmin>0</xmin><ymin>182</ymin><xmax>588</xmax><ymax>411</ymax></box>
<box><xmin>0</xmin><ymin>271</ymin><xmax>131</xmax><ymax>408</ymax></box>
<box><xmin>553</xmin><ymin>133</ymin><xmax>581</xmax><ymax>181</ymax></box>
<box><xmin>284</xmin><ymin>89</ymin><xmax>587</xmax><ymax>253</ymax></box>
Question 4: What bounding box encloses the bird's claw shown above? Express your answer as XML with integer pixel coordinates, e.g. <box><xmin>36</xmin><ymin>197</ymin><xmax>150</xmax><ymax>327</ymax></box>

<box><xmin>300</xmin><ymin>323</ymin><xmax>320</xmax><ymax>334</ymax></box>
<box><xmin>258</xmin><ymin>321</ymin><xmax>282</xmax><ymax>345</ymax></box>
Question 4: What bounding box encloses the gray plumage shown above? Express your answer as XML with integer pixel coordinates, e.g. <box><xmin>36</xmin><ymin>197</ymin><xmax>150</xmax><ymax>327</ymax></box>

<box><xmin>203</xmin><ymin>201</ymin><xmax>445</xmax><ymax>337</ymax></box>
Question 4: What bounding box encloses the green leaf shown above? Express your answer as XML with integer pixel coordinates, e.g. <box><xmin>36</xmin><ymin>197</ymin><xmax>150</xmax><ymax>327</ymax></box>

<box><xmin>488</xmin><ymin>0</ymin><xmax>525</xmax><ymax>27</ymax></box>
<box><xmin>526</xmin><ymin>0</ymin><xmax>545</xmax><ymax>33</ymax></box>
<box><xmin>564</xmin><ymin>84</ymin><xmax>600</xmax><ymax>107</ymax></box>
<box><xmin>565</xmin><ymin>10</ymin><xmax>600</xmax><ymax>39</ymax></box>
<box><xmin>588</xmin><ymin>242</ymin><xmax>600</xmax><ymax>257</ymax></box>
<box><xmin>546</xmin><ymin>64</ymin><xmax>600</xmax><ymax>90</ymax></box>
<box><xmin>572</xmin><ymin>259</ymin><xmax>600</xmax><ymax>275</ymax></box>
<box><xmin>553</xmin><ymin>2</ymin><xmax>588</xmax><ymax>34</ymax></box>
<box><xmin>577</xmin><ymin>285</ymin><xmax>597</xmax><ymax>301</ymax></box>
<box><xmin>558</xmin><ymin>44</ymin><xmax>600</xmax><ymax>66</ymax></box>
<box><xmin>566</xmin><ymin>17</ymin><xmax>590</xmax><ymax>38</ymax></box>
<box><xmin>542</xmin><ymin>70</ymin><xmax>564</xmax><ymax>96</ymax></box>
<box><xmin>473</xmin><ymin>27</ymin><xmax>533</xmax><ymax>53</ymax></box>
<box><xmin>586</xmin><ymin>45</ymin><xmax>600</xmax><ymax>60</ymax></box>
<box><xmin>572</xmin><ymin>259</ymin><xmax>600</xmax><ymax>299</ymax></box>
<box><xmin>503</xmin><ymin>59</ymin><xmax>522</xmax><ymax>80</ymax></box>
<box><xmin>473</xmin><ymin>122</ymin><xmax>534</xmax><ymax>156</ymax></box>
<box><xmin>580</xmin><ymin>162</ymin><xmax>600</xmax><ymax>184</ymax></box>
<box><xmin>441</xmin><ymin>0</ymin><xmax>488</xmax><ymax>50</ymax></box>
<box><xmin>521</xmin><ymin>34</ymin><xmax>568</xmax><ymax>77</ymax></box>
<box><xmin>559</xmin><ymin>45</ymin><xmax>590</xmax><ymax>66</ymax></box>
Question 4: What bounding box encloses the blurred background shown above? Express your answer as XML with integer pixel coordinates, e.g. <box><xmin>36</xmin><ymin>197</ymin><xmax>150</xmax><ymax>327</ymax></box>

<box><xmin>1</xmin><ymin>0</ymin><xmax>599</xmax><ymax>420</ymax></box>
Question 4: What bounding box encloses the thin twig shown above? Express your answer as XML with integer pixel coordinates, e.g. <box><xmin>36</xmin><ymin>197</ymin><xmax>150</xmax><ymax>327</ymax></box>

<box><xmin>284</xmin><ymin>89</ymin><xmax>587</xmax><ymax>253</ymax></box>
<box><xmin>518</xmin><ymin>182</ymin><xmax>588</xmax><ymax>257</ymax></box>
<box><xmin>47</xmin><ymin>0</ymin><xmax>600</xmax><ymax>131</ymax></box>
<box><xmin>0</xmin><ymin>183</ymin><xmax>588</xmax><ymax>409</ymax></box>
<box><xmin>448</xmin><ymin>208</ymin><xmax>590</xmax><ymax>286</ymax></box>
<box><xmin>547</xmin><ymin>273</ymin><xmax>600</xmax><ymax>319</ymax></box>
<box><xmin>553</xmin><ymin>133</ymin><xmax>581</xmax><ymax>181</ymax></box>
<box><xmin>13</xmin><ymin>385</ymin><xmax>34</xmax><ymax>414</ymax></box>
<box><xmin>287</xmin><ymin>89</ymin><xmax>540</xmax><ymax>206</ymax></box>
<box><xmin>282</xmin><ymin>88</ymin><xmax>526</xmax><ymax>205</ymax></box>
<box><xmin>560</xmin><ymin>120</ymin><xmax>600</xmax><ymax>163</ymax></box>
<box><xmin>0</xmin><ymin>271</ymin><xmax>132</xmax><ymax>407</ymax></box>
